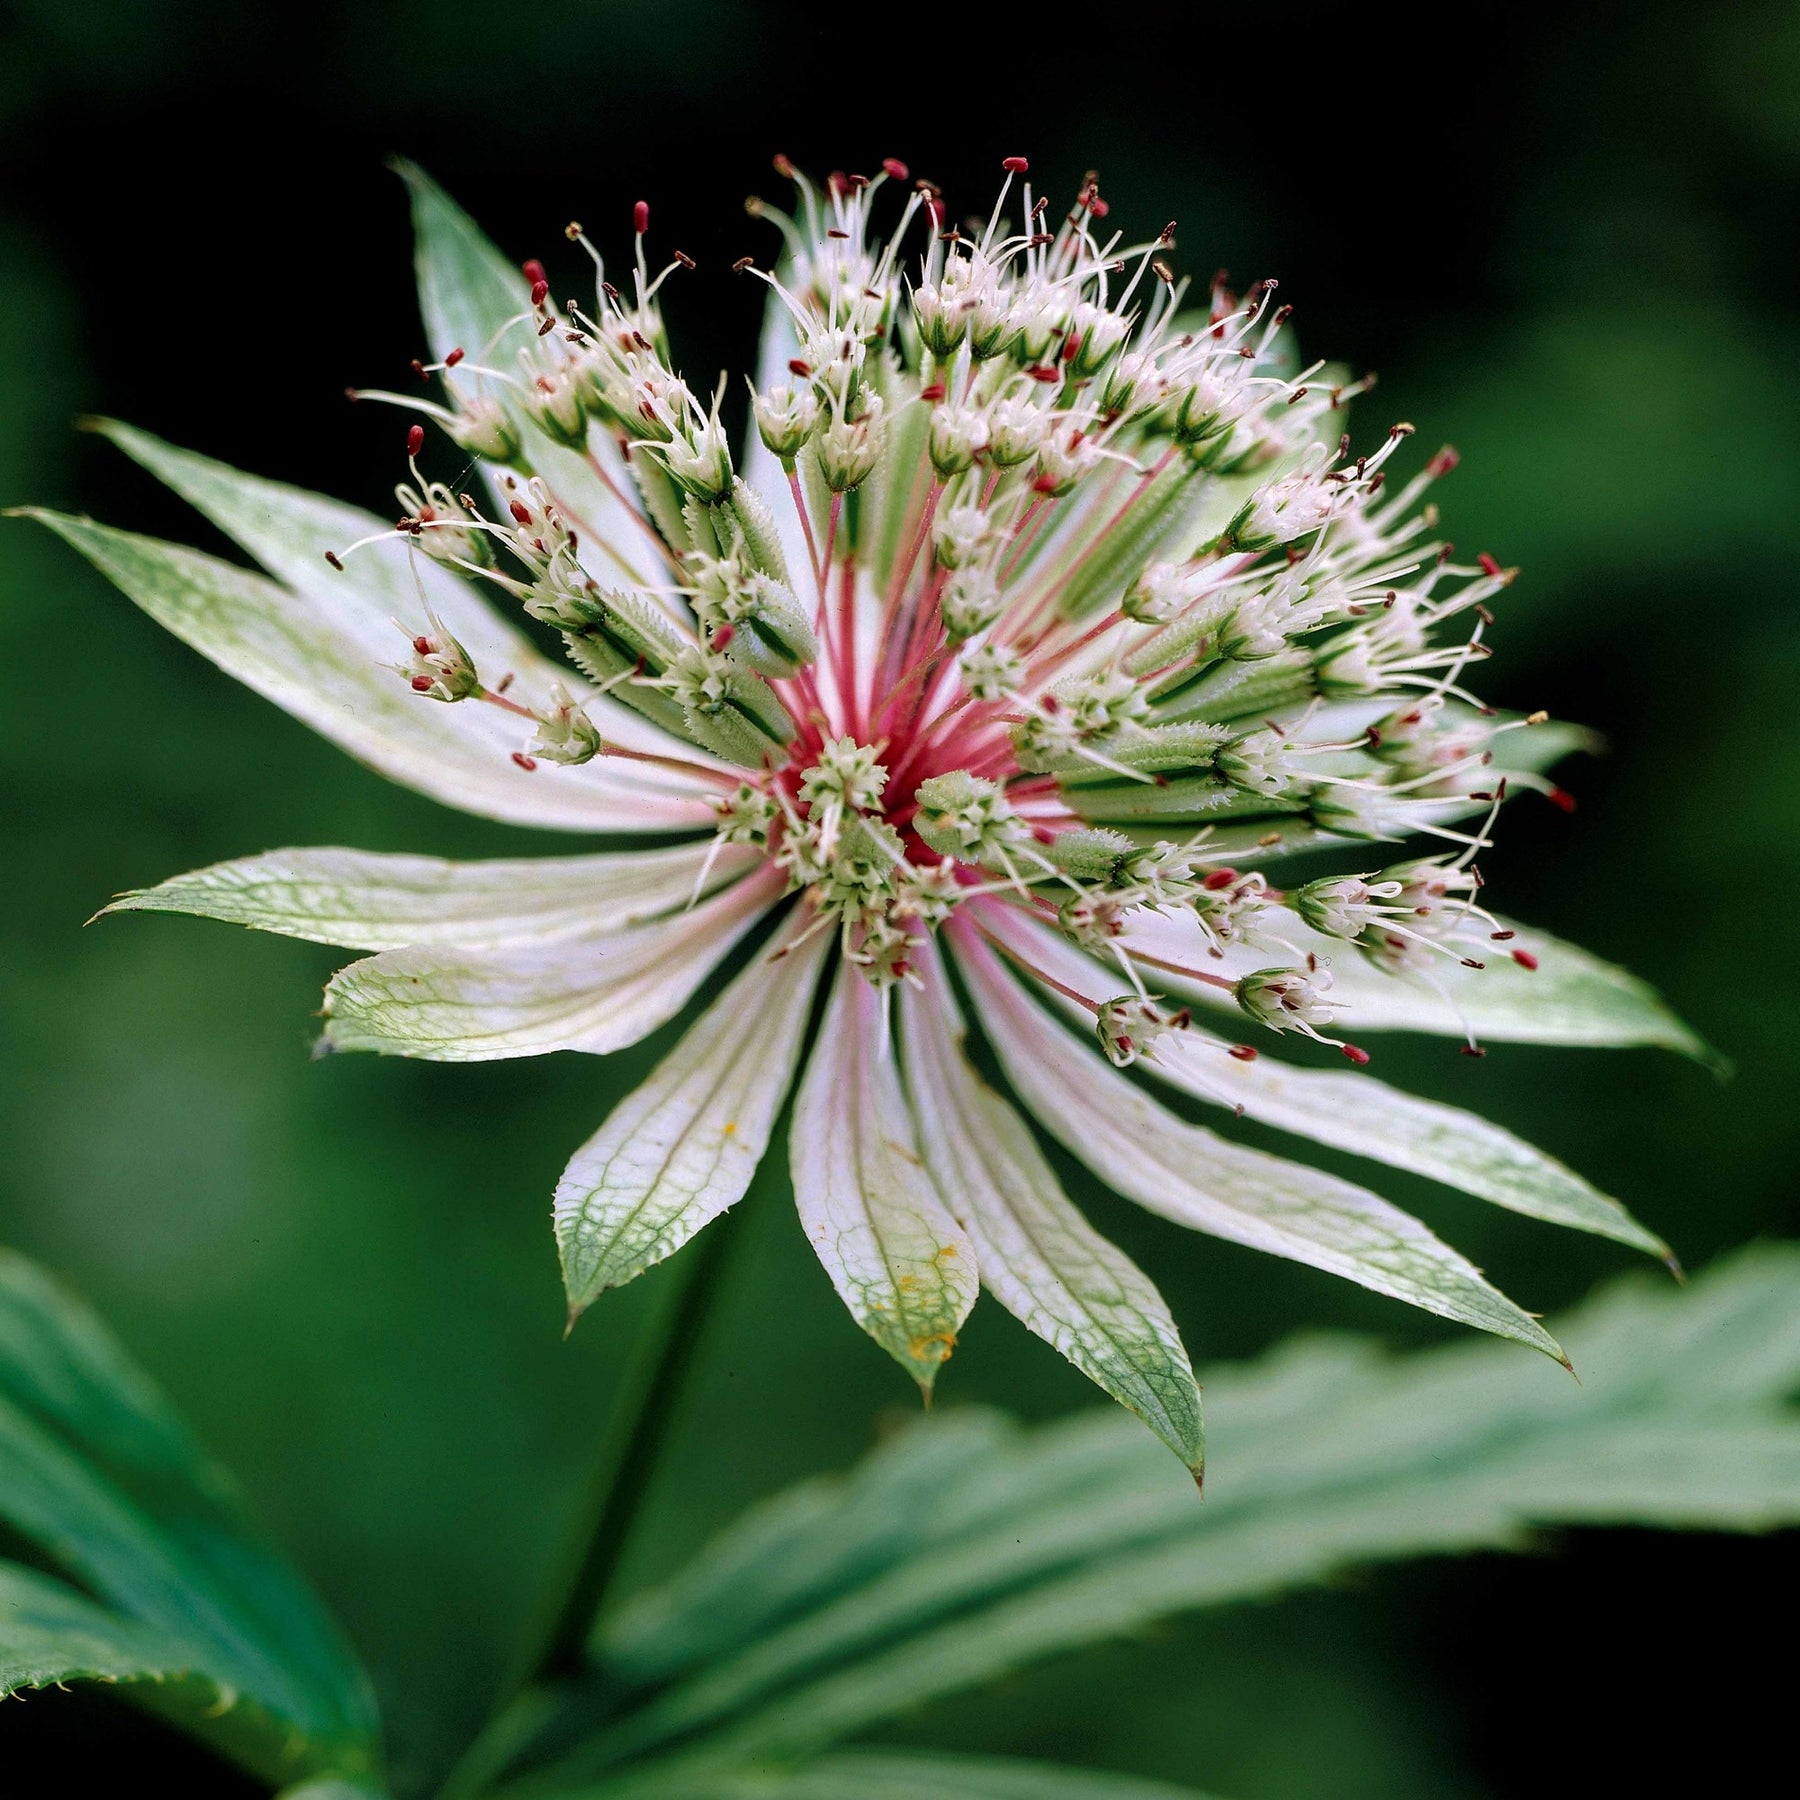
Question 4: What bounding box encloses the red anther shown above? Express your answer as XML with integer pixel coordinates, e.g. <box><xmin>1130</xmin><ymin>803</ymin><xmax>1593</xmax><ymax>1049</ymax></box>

<box><xmin>633</xmin><ymin>200</ymin><xmax>650</xmax><ymax>234</ymax></box>
<box><xmin>1461</xmin><ymin>958</ymin><xmax>1487</xmax><ymax>971</ymax></box>
<box><xmin>1025</xmin><ymin>364</ymin><xmax>1060</xmax><ymax>384</ymax></box>
<box><xmin>410</xmin><ymin>675</ymin><xmax>434</xmax><ymax>692</ymax></box>
<box><xmin>1033</xmin><ymin>825</ymin><xmax>1057</xmax><ymax>845</ymax></box>
<box><xmin>673</xmin><ymin>249</ymin><xmax>696</xmax><ymax>270</ymax></box>
<box><xmin>511</xmin><ymin>752</ymin><xmax>538</xmax><ymax>771</ymax></box>
<box><xmin>1031</xmin><ymin>474</ymin><xmax>1060</xmax><ymax>494</ymax></box>
<box><xmin>732</xmin><ymin>256</ymin><xmax>755</xmax><ymax>272</ymax></box>
<box><xmin>924</xmin><ymin>197</ymin><xmax>946</xmax><ymax>227</ymax></box>
<box><xmin>788</xmin><ymin>358</ymin><xmax>812</xmax><ymax>377</ymax></box>
<box><xmin>711</xmin><ymin>623</ymin><xmax>735</xmax><ymax>651</ymax></box>
<box><xmin>1228</xmin><ymin>1044</ymin><xmax>1259</xmax><ymax>1062</ymax></box>
<box><xmin>919</xmin><ymin>381</ymin><xmax>947</xmax><ymax>402</ymax></box>
<box><xmin>509</xmin><ymin>501</ymin><xmax>533</xmax><ymax>525</ymax></box>
<box><xmin>410</xmin><ymin>359</ymin><xmax>427</xmax><ymax>380</ymax></box>
<box><xmin>1477</xmin><ymin>551</ymin><xmax>1502</xmax><ymax>576</ymax></box>
<box><xmin>1546</xmin><ymin>785</ymin><xmax>1578</xmax><ymax>813</ymax></box>
<box><xmin>1203</xmin><ymin>867</ymin><xmax>1239</xmax><ymax>890</ymax></box>
<box><xmin>1061</xmin><ymin>331</ymin><xmax>1082</xmax><ymax>363</ymax></box>
<box><xmin>444</xmin><ymin>346</ymin><xmax>465</xmax><ymax>367</ymax></box>
<box><xmin>323</xmin><ymin>550</ymin><xmax>344</xmax><ymax>571</ymax></box>
<box><xmin>882</xmin><ymin>157</ymin><xmax>909</xmax><ymax>181</ymax></box>
<box><xmin>1511</xmin><ymin>949</ymin><xmax>1540</xmax><ymax>971</ymax></box>
<box><xmin>1460</xmin><ymin>1045</ymin><xmax>1488</xmax><ymax>1058</ymax></box>
<box><xmin>1340</xmin><ymin>1044</ymin><xmax>1371</xmax><ymax>1066</ymax></box>
<box><xmin>530</xmin><ymin>278</ymin><xmax>550</xmax><ymax>307</ymax></box>
<box><xmin>826</xmin><ymin>228</ymin><xmax>850</xmax><ymax>240</ymax></box>
<box><xmin>1160</xmin><ymin>220</ymin><xmax>1177</xmax><ymax>242</ymax></box>
<box><xmin>773</xmin><ymin>152</ymin><xmax>796</xmax><ymax>177</ymax></box>
<box><xmin>1002</xmin><ymin>155</ymin><xmax>1030</xmax><ymax>173</ymax></box>
<box><xmin>828</xmin><ymin>170</ymin><xmax>852</xmax><ymax>198</ymax></box>
<box><xmin>521</xmin><ymin>258</ymin><xmax>547</xmax><ymax>287</ymax></box>
<box><xmin>1428</xmin><ymin>445</ymin><xmax>1460</xmax><ymax>477</ymax></box>
<box><xmin>406</xmin><ymin>424</ymin><xmax>425</xmax><ymax>457</ymax></box>
<box><xmin>413</xmin><ymin>636</ymin><xmax>433</xmax><ymax>654</ymax></box>
<box><xmin>1490</xmin><ymin>929</ymin><xmax>1516</xmax><ymax>941</ymax></box>
<box><xmin>1088</xmin><ymin>196</ymin><xmax>1110</xmax><ymax>217</ymax></box>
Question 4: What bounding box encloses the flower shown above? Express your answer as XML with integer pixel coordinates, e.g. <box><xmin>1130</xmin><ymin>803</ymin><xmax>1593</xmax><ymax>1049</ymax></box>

<box><xmin>22</xmin><ymin>156</ymin><xmax>1706</xmax><ymax>1480</ymax></box>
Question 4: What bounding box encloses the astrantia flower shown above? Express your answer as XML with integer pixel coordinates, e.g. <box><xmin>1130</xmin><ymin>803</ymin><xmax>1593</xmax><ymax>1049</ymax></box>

<box><xmin>24</xmin><ymin>158</ymin><xmax>1706</xmax><ymax>1478</ymax></box>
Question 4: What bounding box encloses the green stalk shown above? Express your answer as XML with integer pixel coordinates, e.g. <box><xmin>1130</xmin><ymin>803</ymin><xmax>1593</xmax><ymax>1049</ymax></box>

<box><xmin>438</xmin><ymin>1215</ymin><xmax>738</xmax><ymax>1798</ymax></box>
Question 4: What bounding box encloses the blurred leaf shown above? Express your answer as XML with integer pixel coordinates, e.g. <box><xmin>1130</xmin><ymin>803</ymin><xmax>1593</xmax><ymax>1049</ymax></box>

<box><xmin>0</xmin><ymin>1249</ymin><xmax>381</xmax><ymax>1786</ymax></box>
<box><xmin>557</xmin><ymin>1747</ymin><xmax>1231</xmax><ymax>1798</ymax></box>
<box><xmin>528</xmin><ymin>1248</ymin><xmax>1800</xmax><ymax>1785</ymax></box>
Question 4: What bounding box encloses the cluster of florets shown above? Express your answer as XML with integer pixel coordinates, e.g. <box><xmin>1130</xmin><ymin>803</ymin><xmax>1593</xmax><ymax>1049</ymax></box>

<box><xmin>340</xmin><ymin>153</ymin><xmax>1556</xmax><ymax>1067</ymax></box>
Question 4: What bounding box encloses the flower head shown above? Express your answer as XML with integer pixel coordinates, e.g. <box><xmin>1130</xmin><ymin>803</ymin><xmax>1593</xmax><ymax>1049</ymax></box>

<box><xmin>36</xmin><ymin>156</ymin><xmax>1704</xmax><ymax>1479</ymax></box>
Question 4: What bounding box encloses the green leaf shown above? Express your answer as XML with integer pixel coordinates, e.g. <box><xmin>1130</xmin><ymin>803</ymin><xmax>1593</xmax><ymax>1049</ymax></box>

<box><xmin>538</xmin><ymin>1247</ymin><xmax>1800</xmax><ymax>1783</ymax></box>
<box><xmin>107</xmin><ymin>841</ymin><xmax>757</xmax><ymax>952</ymax></box>
<box><xmin>0</xmin><ymin>1251</ymin><xmax>380</xmax><ymax>1785</ymax></box>
<box><xmin>899</xmin><ymin>944</ymin><xmax>1204</xmax><ymax>1475</ymax></box>
<box><xmin>788</xmin><ymin>961</ymin><xmax>980</xmax><ymax>1393</ymax></box>
<box><xmin>991</xmin><ymin>906</ymin><xmax>1669</xmax><ymax>1262</ymax></box>
<box><xmin>321</xmin><ymin>868</ymin><xmax>781</xmax><ymax>1061</ymax></box>
<box><xmin>21</xmin><ymin>503</ymin><xmax>710</xmax><ymax>836</ymax></box>
<box><xmin>1121</xmin><ymin>902</ymin><xmax>1710</xmax><ymax>1062</ymax></box>
<box><xmin>557</xmin><ymin>925</ymin><xmax>831</xmax><ymax>1315</ymax></box>
<box><xmin>539</xmin><ymin>1747</ymin><xmax>1230</xmax><ymax>1799</ymax></box>
<box><xmin>955</xmin><ymin>927</ymin><xmax>1566</xmax><ymax>1362</ymax></box>
<box><xmin>0</xmin><ymin>1558</ymin><xmax>224</xmax><ymax>1696</ymax></box>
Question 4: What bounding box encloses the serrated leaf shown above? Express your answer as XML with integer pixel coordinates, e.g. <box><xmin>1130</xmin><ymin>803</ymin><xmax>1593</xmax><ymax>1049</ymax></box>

<box><xmin>540</xmin><ymin>1249</ymin><xmax>1800</xmax><ymax>1783</ymax></box>
<box><xmin>0</xmin><ymin>1252</ymin><xmax>379</xmax><ymax>1785</ymax></box>
<box><xmin>789</xmin><ymin>960</ymin><xmax>979</xmax><ymax>1391</ymax></box>
<box><xmin>540</xmin><ymin>1747</ymin><xmax>1230</xmax><ymax>1799</ymax></box>
<box><xmin>557</xmin><ymin>924</ymin><xmax>830</xmax><ymax>1314</ymax></box>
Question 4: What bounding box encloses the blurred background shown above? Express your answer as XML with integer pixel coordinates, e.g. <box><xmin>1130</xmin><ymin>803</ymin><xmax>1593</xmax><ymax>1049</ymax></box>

<box><xmin>2</xmin><ymin>0</ymin><xmax>1797</xmax><ymax>1792</ymax></box>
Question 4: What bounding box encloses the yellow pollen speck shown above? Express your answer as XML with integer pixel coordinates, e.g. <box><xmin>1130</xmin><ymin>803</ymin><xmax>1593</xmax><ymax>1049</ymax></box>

<box><xmin>721</xmin><ymin>1121</ymin><xmax>737</xmax><ymax>1135</ymax></box>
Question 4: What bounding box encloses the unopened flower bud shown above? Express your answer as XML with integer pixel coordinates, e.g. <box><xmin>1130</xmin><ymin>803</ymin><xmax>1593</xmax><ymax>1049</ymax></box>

<box><xmin>748</xmin><ymin>379</ymin><xmax>820</xmax><ymax>460</ymax></box>
<box><xmin>1096</xmin><ymin>995</ymin><xmax>1191</xmax><ymax>1068</ymax></box>
<box><xmin>447</xmin><ymin>397</ymin><xmax>521</xmax><ymax>464</ymax></box>
<box><xmin>939</xmin><ymin>571</ymin><xmax>1004</xmax><ymax>642</ymax></box>
<box><xmin>396</xmin><ymin>617</ymin><xmax>481</xmax><ymax>703</ymax></box>
<box><xmin>928</xmin><ymin>405</ymin><xmax>989</xmax><ymax>478</ymax></box>
<box><xmin>816</xmin><ymin>392</ymin><xmax>886</xmax><ymax>493</ymax></box>
<box><xmin>529</xmin><ymin>682</ymin><xmax>604</xmax><ymax>765</ymax></box>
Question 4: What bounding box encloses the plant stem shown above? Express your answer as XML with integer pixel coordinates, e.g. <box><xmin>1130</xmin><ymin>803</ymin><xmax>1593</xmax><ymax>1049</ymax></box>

<box><xmin>439</xmin><ymin>1215</ymin><xmax>738</xmax><ymax>1797</ymax></box>
<box><xmin>533</xmin><ymin>1219</ymin><xmax>736</xmax><ymax>1683</ymax></box>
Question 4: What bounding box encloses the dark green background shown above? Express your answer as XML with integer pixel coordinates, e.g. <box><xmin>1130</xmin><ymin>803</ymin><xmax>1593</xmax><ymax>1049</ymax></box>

<box><xmin>2</xmin><ymin>1</ymin><xmax>1796</xmax><ymax>1792</ymax></box>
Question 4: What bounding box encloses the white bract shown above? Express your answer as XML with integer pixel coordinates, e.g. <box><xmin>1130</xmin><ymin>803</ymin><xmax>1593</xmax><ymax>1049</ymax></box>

<box><xmin>28</xmin><ymin>156</ymin><xmax>1708</xmax><ymax>1479</ymax></box>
